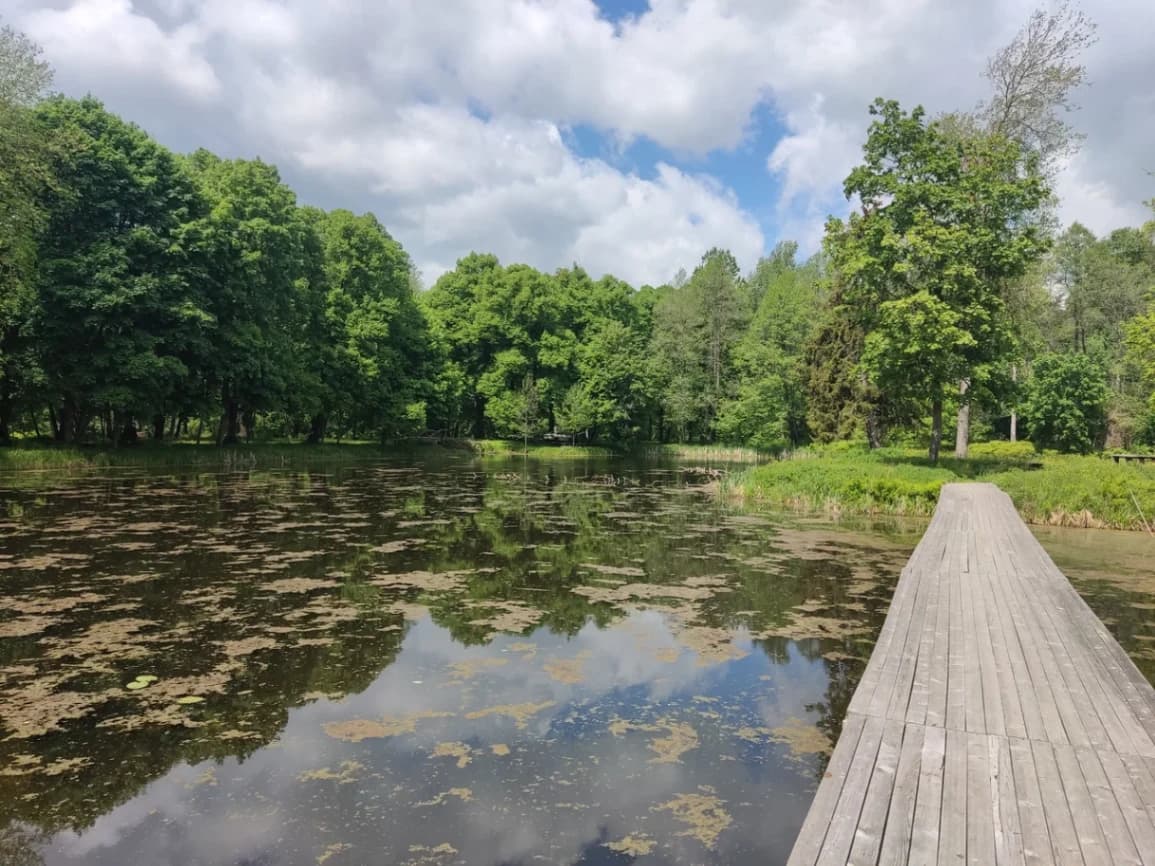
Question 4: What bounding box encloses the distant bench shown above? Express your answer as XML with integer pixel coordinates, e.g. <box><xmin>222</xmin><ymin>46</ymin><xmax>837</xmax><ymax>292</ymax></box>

<box><xmin>1110</xmin><ymin>453</ymin><xmax>1155</xmax><ymax>464</ymax></box>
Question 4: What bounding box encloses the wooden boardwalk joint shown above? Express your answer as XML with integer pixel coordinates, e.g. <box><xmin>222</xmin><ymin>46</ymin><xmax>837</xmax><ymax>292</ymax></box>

<box><xmin>787</xmin><ymin>483</ymin><xmax>1155</xmax><ymax>866</ymax></box>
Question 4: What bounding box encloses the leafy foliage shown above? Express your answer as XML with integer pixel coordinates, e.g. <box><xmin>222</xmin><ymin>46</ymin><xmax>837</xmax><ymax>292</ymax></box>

<box><xmin>826</xmin><ymin>99</ymin><xmax>1050</xmax><ymax>460</ymax></box>
<box><xmin>1020</xmin><ymin>353</ymin><xmax>1109</xmax><ymax>453</ymax></box>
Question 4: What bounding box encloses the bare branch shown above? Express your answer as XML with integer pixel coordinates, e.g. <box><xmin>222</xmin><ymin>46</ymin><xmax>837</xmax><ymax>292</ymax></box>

<box><xmin>980</xmin><ymin>3</ymin><xmax>1097</xmax><ymax>167</ymax></box>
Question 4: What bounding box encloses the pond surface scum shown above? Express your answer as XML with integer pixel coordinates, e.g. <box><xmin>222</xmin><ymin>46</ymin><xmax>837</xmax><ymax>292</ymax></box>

<box><xmin>0</xmin><ymin>456</ymin><xmax>1152</xmax><ymax>865</ymax></box>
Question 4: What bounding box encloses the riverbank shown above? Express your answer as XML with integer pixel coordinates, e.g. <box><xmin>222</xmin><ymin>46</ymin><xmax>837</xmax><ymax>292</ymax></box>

<box><xmin>726</xmin><ymin>444</ymin><xmax>1155</xmax><ymax>531</ymax></box>
<box><xmin>0</xmin><ymin>439</ymin><xmax>624</xmax><ymax>473</ymax></box>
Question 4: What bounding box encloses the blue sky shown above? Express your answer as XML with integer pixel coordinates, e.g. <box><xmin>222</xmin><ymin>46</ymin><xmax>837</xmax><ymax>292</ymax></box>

<box><xmin>11</xmin><ymin>0</ymin><xmax>1152</xmax><ymax>285</ymax></box>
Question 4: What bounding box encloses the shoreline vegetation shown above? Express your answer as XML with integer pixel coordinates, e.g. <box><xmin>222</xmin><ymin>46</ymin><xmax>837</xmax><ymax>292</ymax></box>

<box><xmin>2</xmin><ymin>438</ymin><xmax>1152</xmax><ymax>532</ymax></box>
<box><xmin>0</xmin><ymin>439</ymin><xmax>773</xmax><ymax>472</ymax></box>
<box><xmin>725</xmin><ymin>442</ymin><xmax>1155</xmax><ymax>532</ymax></box>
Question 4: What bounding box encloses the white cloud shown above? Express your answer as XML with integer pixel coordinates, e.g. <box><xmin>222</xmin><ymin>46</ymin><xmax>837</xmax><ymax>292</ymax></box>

<box><xmin>21</xmin><ymin>0</ymin><xmax>220</xmax><ymax>101</ymax></box>
<box><xmin>10</xmin><ymin>0</ymin><xmax>1153</xmax><ymax>282</ymax></box>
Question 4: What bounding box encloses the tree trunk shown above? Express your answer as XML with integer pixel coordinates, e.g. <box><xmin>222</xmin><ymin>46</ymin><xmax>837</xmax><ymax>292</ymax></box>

<box><xmin>930</xmin><ymin>398</ymin><xmax>943</xmax><ymax>464</ymax></box>
<box><xmin>222</xmin><ymin>387</ymin><xmax>240</xmax><ymax>445</ymax></box>
<box><xmin>152</xmin><ymin>414</ymin><xmax>165</xmax><ymax>441</ymax></box>
<box><xmin>57</xmin><ymin>402</ymin><xmax>74</xmax><ymax>443</ymax></box>
<box><xmin>48</xmin><ymin>405</ymin><xmax>59</xmax><ymax>441</ymax></box>
<box><xmin>1010</xmin><ymin>364</ymin><xmax>1018</xmax><ymax>442</ymax></box>
<box><xmin>0</xmin><ymin>380</ymin><xmax>12</xmax><ymax>446</ymax></box>
<box><xmin>120</xmin><ymin>419</ymin><xmax>138</xmax><ymax>446</ymax></box>
<box><xmin>306</xmin><ymin>413</ymin><xmax>327</xmax><ymax>444</ymax></box>
<box><xmin>242</xmin><ymin>408</ymin><xmax>256</xmax><ymax>443</ymax></box>
<box><xmin>865</xmin><ymin>408</ymin><xmax>883</xmax><ymax>449</ymax></box>
<box><xmin>954</xmin><ymin>379</ymin><xmax>970</xmax><ymax>459</ymax></box>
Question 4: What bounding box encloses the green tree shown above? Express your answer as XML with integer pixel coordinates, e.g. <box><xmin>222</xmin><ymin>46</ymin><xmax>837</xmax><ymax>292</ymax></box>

<box><xmin>718</xmin><ymin>248</ymin><xmax>823</xmax><ymax>449</ymax></box>
<box><xmin>0</xmin><ymin>21</ymin><xmax>54</xmax><ymax>442</ymax></box>
<box><xmin>32</xmin><ymin>97</ymin><xmax>209</xmax><ymax>443</ymax></box>
<box><xmin>303</xmin><ymin>208</ymin><xmax>431</xmax><ymax>441</ymax></box>
<box><xmin>827</xmin><ymin>99</ymin><xmax>1049</xmax><ymax>462</ymax></box>
<box><xmin>649</xmin><ymin>249</ymin><xmax>745</xmax><ymax>441</ymax></box>
<box><xmin>184</xmin><ymin>151</ymin><xmax>313</xmax><ymax>443</ymax></box>
<box><xmin>1021</xmin><ymin>353</ymin><xmax>1108</xmax><ymax>453</ymax></box>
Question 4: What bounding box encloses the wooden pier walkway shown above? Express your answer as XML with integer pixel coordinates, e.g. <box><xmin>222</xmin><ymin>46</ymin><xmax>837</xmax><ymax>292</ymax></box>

<box><xmin>787</xmin><ymin>483</ymin><xmax>1155</xmax><ymax>866</ymax></box>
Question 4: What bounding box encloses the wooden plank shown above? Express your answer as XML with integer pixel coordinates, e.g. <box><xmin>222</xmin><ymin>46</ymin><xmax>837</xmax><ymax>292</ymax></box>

<box><xmin>983</xmin><ymin>520</ymin><xmax>1058</xmax><ymax>744</ymax></box>
<box><xmin>974</xmin><ymin>510</ymin><xmax>1031</xmax><ymax>742</ymax></box>
<box><xmin>1031</xmin><ymin>740</ymin><xmax>1084</xmax><ymax>866</ymax></box>
<box><xmin>991</xmin><ymin>735</ymin><xmax>1024</xmax><ymax>866</ymax></box>
<box><xmin>879</xmin><ymin>722</ymin><xmax>926</xmax><ymax>866</ymax></box>
<box><xmin>960</xmin><ymin>529</ymin><xmax>988</xmax><ymax>736</ymax></box>
<box><xmin>849</xmin><ymin>719</ymin><xmax>905</xmax><ymax>865</ymax></box>
<box><xmin>1075</xmin><ymin>746</ymin><xmax>1143</xmax><ymax>866</ymax></box>
<box><xmin>1098</xmin><ymin>751</ymin><xmax>1155</xmax><ymax>866</ymax></box>
<box><xmin>1009</xmin><ymin>737</ymin><xmax>1053</xmax><ymax>866</ymax></box>
<box><xmin>1052</xmin><ymin>743</ymin><xmax>1111</xmax><ymax>866</ymax></box>
<box><xmin>939</xmin><ymin>727</ymin><xmax>968</xmax><ymax>866</ymax></box>
<box><xmin>786</xmin><ymin>711</ymin><xmax>869</xmax><ymax>866</ymax></box>
<box><xmin>924</xmin><ymin>548</ymin><xmax>952</xmax><ymax>729</ymax></box>
<box><xmin>905</xmin><ymin>567</ymin><xmax>940</xmax><ymax>726</ymax></box>
<box><xmin>816</xmin><ymin>714</ymin><xmax>888</xmax><ymax>866</ymax></box>
<box><xmin>967</xmin><ymin>732</ymin><xmax>996</xmax><ymax>865</ymax></box>
<box><xmin>1119</xmin><ymin>752</ymin><xmax>1155</xmax><ymax>828</ymax></box>
<box><xmin>910</xmin><ymin>725</ymin><xmax>947</xmax><ymax>866</ymax></box>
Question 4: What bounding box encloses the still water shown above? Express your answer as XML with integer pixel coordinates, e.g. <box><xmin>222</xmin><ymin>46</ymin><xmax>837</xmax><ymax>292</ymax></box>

<box><xmin>0</xmin><ymin>457</ymin><xmax>1150</xmax><ymax>865</ymax></box>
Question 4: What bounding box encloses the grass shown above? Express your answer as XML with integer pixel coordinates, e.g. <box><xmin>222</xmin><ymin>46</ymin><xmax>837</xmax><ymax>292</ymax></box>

<box><xmin>0</xmin><ymin>441</ymin><xmax>456</xmax><ymax>473</ymax></box>
<box><xmin>727</xmin><ymin>443</ymin><xmax>1155</xmax><ymax>531</ymax></box>
<box><xmin>636</xmin><ymin>443</ymin><xmax>775</xmax><ymax>463</ymax></box>
<box><xmin>466</xmin><ymin>439</ymin><xmax>614</xmax><ymax>459</ymax></box>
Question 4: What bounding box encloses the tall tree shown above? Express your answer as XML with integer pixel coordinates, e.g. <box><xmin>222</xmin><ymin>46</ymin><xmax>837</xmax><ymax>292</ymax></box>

<box><xmin>718</xmin><ymin>249</ymin><xmax>824</xmax><ymax>449</ymax></box>
<box><xmin>184</xmin><ymin>151</ymin><xmax>313</xmax><ymax>443</ymax></box>
<box><xmin>303</xmin><ymin>208</ymin><xmax>432</xmax><ymax>441</ymax></box>
<box><xmin>32</xmin><ymin>97</ymin><xmax>209</xmax><ymax>443</ymax></box>
<box><xmin>827</xmin><ymin>99</ymin><xmax>1049</xmax><ymax>462</ymax></box>
<box><xmin>948</xmin><ymin>3</ymin><xmax>1096</xmax><ymax>455</ymax></box>
<box><xmin>0</xmin><ymin>21</ymin><xmax>54</xmax><ymax>443</ymax></box>
<box><xmin>980</xmin><ymin>2</ymin><xmax>1096</xmax><ymax>171</ymax></box>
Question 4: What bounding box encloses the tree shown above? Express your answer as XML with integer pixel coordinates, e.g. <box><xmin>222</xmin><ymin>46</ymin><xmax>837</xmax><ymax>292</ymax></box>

<box><xmin>943</xmin><ymin>3</ymin><xmax>1095</xmax><ymax>456</ymax></box>
<box><xmin>719</xmin><ymin>247</ymin><xmax>823</xmax><ymax>449</ymax></box>
<box><xmin>1021</xmin><ymin>353</ymin><xmax>1108</xmax><ymax>453</ymax></box>
<box><xmin>303</xmin><ymin>208</ymin><xmax>431</xmax><ymax>442</ymax></box>
<box><xmin>0</xmin><ymin>21</ymin><xmax>54</xmax><ymax>443</ymax></box>
<box><xmin>184</xmin><ymin>151</ymin><xmax>312</xmax><ymax>443</ymax></box>
<box><xmin>32</xmin><ymin>97</ymin><xmax>209</xmax><ymax>443</ymax></box>
<box><xmin>828</xmin><ymin>99</ymin><xmax>1049</xmax><ymax>462</ymax></box>
<box><xmin>980</xmin><ymin>3</ymin><xmax>1097</xmax><ymax>171</ymax></box>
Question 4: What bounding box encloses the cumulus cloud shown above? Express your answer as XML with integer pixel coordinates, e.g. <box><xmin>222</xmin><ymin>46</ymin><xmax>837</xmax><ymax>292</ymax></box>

<box><xmin>9</xmin><ymin>0</ymin><xmax>1153</xmax><ymax>283</ymax></box>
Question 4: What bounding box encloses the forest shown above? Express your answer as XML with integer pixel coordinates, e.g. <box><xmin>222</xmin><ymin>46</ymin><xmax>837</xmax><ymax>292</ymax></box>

<box><xmin>1</xmin><ymin>8</ymin><xmax>1153</xmax><ymax>463</ymax></box>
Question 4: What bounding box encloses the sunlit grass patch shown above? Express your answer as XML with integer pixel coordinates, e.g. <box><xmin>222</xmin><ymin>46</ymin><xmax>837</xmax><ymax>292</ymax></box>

<box><xmin>727</xmin><ymin>443</ymin><xmax>1155</xmax><ymax>530</ymax></box>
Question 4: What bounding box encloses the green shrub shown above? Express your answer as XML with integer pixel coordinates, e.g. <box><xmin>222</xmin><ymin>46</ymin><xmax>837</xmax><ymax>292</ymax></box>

<box><xmin>1021</xmin><ymin>354</ymin><xmax>1109</xmax><ymax>453</ymax></box>
<box><xmin>968</xmin><ymin>440</ymin><xmax>1036</xmax><ymax>459</ymax></box>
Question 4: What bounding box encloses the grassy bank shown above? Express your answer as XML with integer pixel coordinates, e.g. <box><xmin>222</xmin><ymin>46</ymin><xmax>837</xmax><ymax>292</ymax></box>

<box><xmin>0</xmin><ymin>441</ymin><xmax>460</xmax><ymax>473</ymax></box>
<box><xmin>726</xmin><ymin>444</ymin><xmax>1155</xmax><ymax>531</ymax></box>
<box><xmin>636</xmin><ymin>443</ymin><xmax>774</xmax><ymax>463</ymax></box>
<box><xmin>466</xmin><ymin>439</ymin><xmax>614</xmax><ymax>459</ymax></box>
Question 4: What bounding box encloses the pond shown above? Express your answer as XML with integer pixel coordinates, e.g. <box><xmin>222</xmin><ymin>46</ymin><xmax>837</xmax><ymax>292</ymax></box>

<box><xmin>0</xmin><ymin>456</ymin><xmax>1150</xmax><ymax>866</ymax></box>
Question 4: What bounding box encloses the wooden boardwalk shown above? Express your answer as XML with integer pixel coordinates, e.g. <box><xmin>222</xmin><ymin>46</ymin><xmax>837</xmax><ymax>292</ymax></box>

<box><xmin>787</xmin><ymin>483</ymin><xmax>1155</xmax><ymax>866</ymax></box>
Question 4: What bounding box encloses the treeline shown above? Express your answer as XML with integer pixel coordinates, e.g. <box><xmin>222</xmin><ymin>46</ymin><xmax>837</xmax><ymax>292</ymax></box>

<box><xmin>2</xmin><ymin>89</ymin><xmax>434</xmax><ymax>445</ymax></box>
<box><xmin>2</xmin><ymin>13</ymin><xmax>1154</xmax><ymax>457</ymax></box>
<box><xmin>0</xmin><ymin>85</ymin><xmax>825</xmax><ymax>448</ymax></box>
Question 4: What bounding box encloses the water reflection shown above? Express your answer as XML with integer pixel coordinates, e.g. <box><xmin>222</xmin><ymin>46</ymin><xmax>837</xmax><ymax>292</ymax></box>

<box><xmin>1</xmin><ymin>458</ymin><xmax>916</xmax><ymax>864</ymax></box>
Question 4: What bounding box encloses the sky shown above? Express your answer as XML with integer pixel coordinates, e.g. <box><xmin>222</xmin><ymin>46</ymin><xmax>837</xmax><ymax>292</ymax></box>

<box><xmin>8</xmin><ymin>0</ymin><xmax>1154</xmax><ymax>287</ymax></box>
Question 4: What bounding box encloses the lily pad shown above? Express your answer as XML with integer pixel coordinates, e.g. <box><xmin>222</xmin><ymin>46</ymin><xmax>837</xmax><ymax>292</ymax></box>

<box><xmin>135</xmin><ymin>675</ymin><xmax>158</xmax><ymax>684</ymax></box>
<box><xmin>125</xmin><ymin>680</ymin><xmax>150</xmax><ymax>690</ymax></box>
<box><xmin>175</xmin><ymin>696</ymin><xmax>204</xmax><ymax>705</ymax></box>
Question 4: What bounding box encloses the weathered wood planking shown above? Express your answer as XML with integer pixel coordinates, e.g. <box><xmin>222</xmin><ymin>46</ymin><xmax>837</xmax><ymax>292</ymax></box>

<box><xmin>787</xmin><ymin>483</ymin><xmax>1155</xmax><ymax>866</ymax></box>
